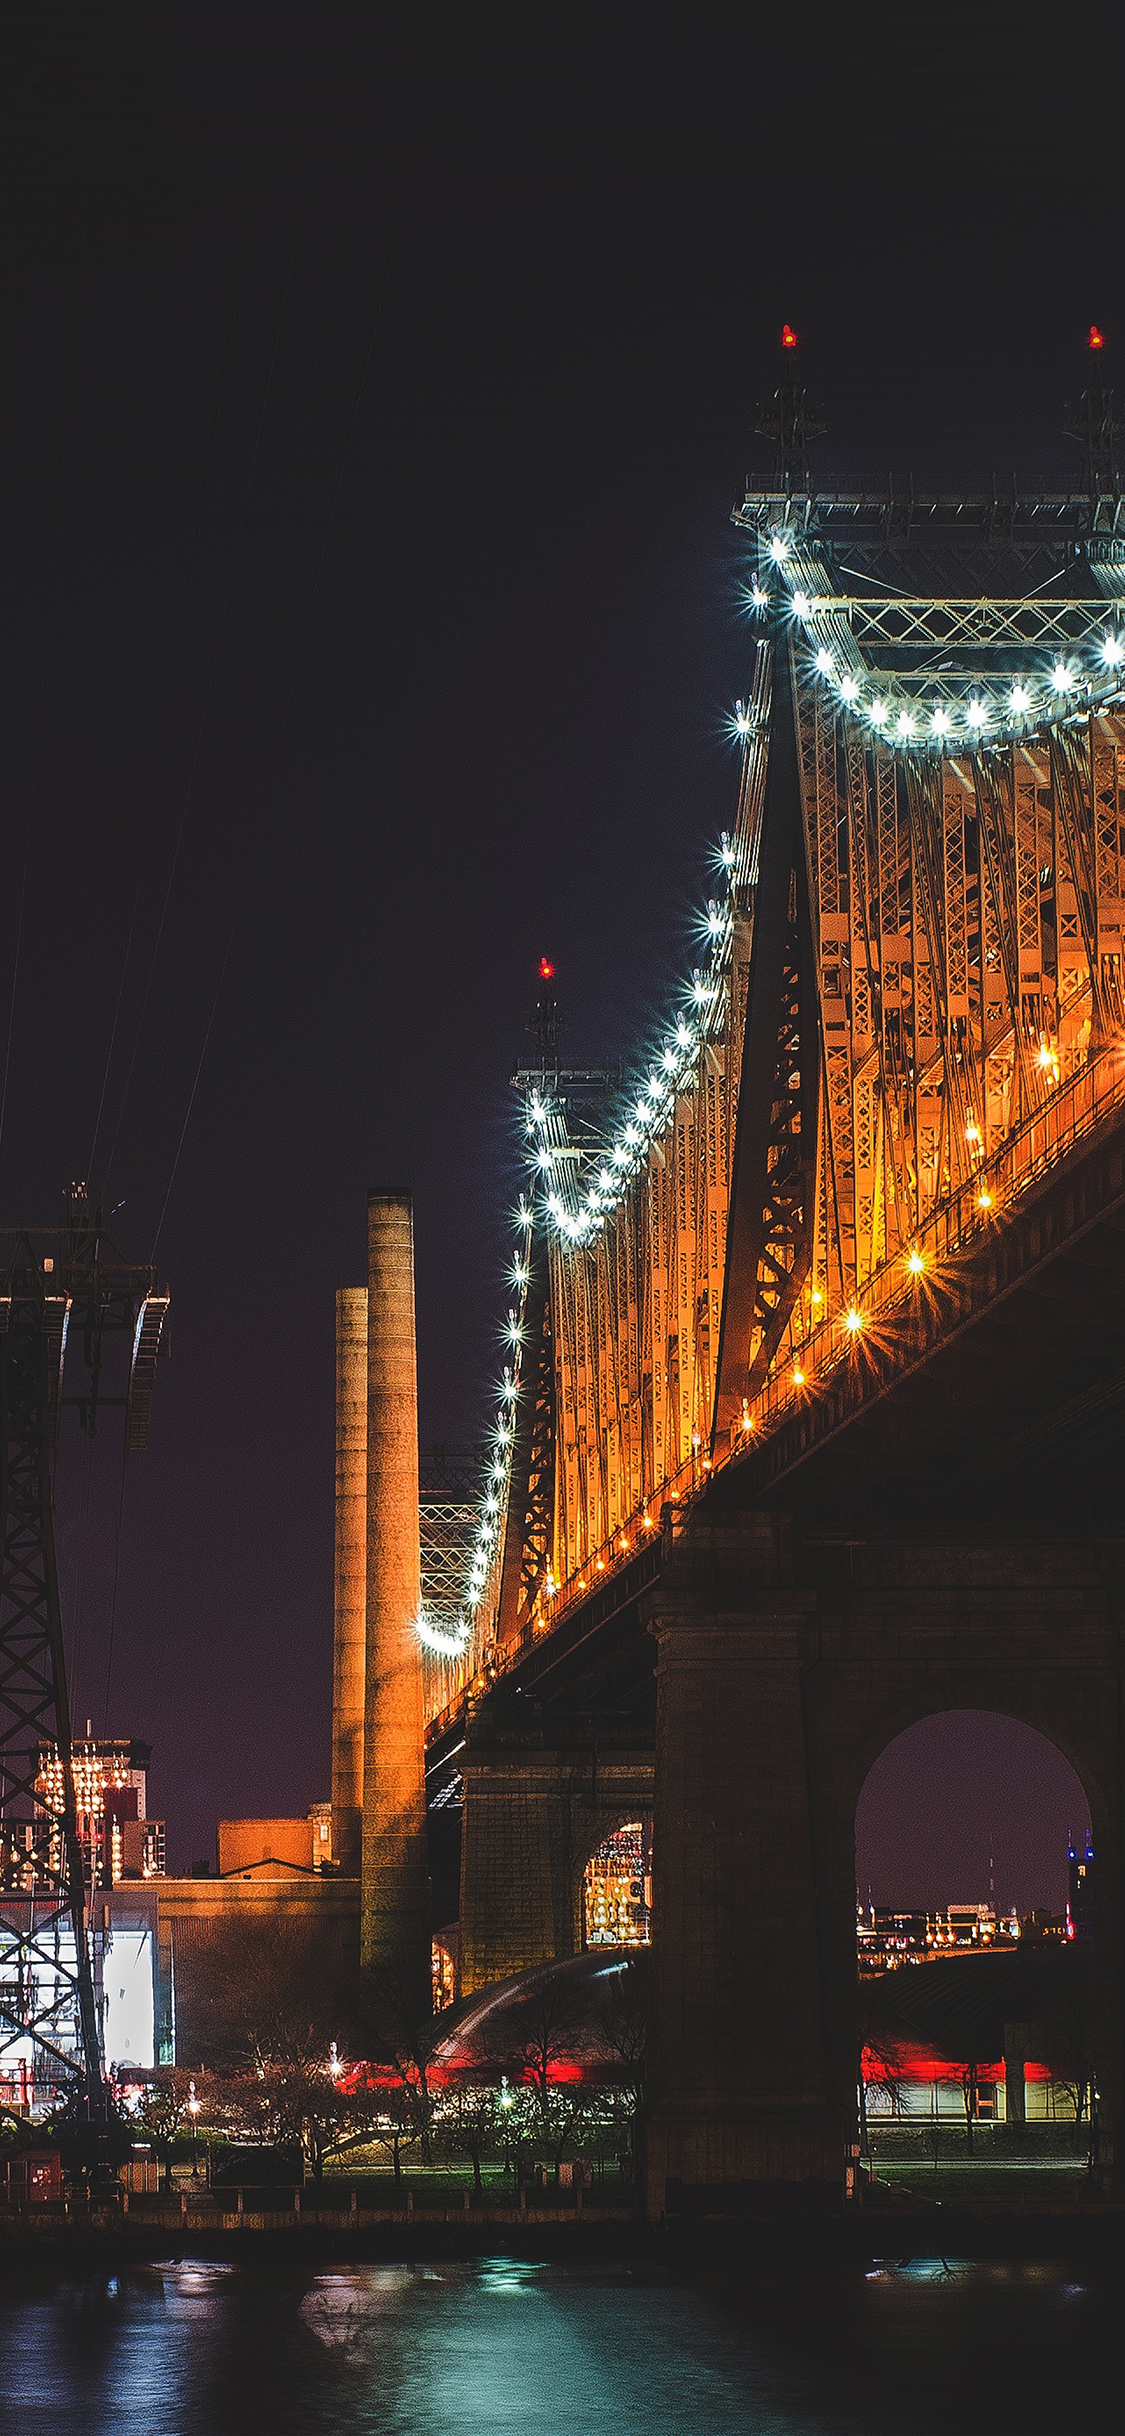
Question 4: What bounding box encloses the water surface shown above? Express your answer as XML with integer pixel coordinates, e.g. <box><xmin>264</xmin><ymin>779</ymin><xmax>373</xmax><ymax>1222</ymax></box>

<box><xmin>0</xmin><ymin>2253</ymin><xmax>1116</xmax><ymax>2436</ymax></box>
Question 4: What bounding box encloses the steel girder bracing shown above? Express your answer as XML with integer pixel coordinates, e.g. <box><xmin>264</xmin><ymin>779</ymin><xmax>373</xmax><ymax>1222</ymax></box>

<box><xmin>0</xmin><ymin>1204</ymin><xmax>168</xmax><ymax>2109</ymax></box>
<box><xmin>0</xmin><ymin>1261</ymin><xmax>102</xmax><ymax>2102</ymax></box>
<box><xmin>474</xmin><ymin>388</ymin><xmax>1125</xmax><ymax>1646</ymax></box>
<box><xmin>714</xmin><ymin>635</ymin><xmax>819</xmax><ymax>1434</ymax></box>
<box><xmin>496</xmin><ymin>1227</ymin><xmax>555</xmax><ymax>1638</ymax></box>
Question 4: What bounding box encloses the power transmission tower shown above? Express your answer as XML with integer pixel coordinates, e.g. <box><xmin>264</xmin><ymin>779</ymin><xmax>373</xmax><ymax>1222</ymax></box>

<box><xmin>0</xmin><ymin>1185</ymin><xmax>169</xmax><ymax>2115</ymax></box>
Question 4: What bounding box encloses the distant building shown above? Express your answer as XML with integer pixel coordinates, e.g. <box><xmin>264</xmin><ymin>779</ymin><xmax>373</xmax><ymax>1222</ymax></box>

<box><xmin>584</xmin><ymin>1821</ymin><xmax>652</xmax><ymax>1947</ymax></box>
<box><xmin>32</xmin><ymin>1737</ymin><xmax>165</xmax><ymax>1888</ymax></box>
<box><xmin>1067</xmin><ymin>1832</ymin><xmax>1094</xmax><ymax>1940</ymax></box>
<box><xmin>857</xmin><ymin>1900</ymin><xmax>1021</xmax><ymax>1972</ymax></box>
<box><xmin>217</xmin><ymin>1805</ymin><xmax>336</xmax><ymax>1876</ymax></box>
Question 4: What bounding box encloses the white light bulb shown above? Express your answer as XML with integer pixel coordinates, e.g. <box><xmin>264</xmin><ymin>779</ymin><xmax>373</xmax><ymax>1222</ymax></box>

<box><xmin>967</xmin><ymin>698</ymin><xmax>987</xmax><ymax>729</ymax></box>
<box><xmin>791</xmin><ymin>589</ymin><xmax>810</xmax><ymax>618</ymax></box>
<box><xmin>931</xmin><ymin>705</ymin><xmax>950</xmax><ymax>735</ymax></box>
<box><xmin>1009</xmin><ymin>683</ymin><xmax>1031</xmax><ymax>715</ymax></box>
<box><xmin>870</xmin><ymin>698</ymin><xmax>889</xmax><ymax>726</ymax></box>
<box><xmin>768</xmin><ymin>533</ymin><xmax>789</xmax><ymax>564</ymax></box>
<box><xmin>896</xmin><ymin>709</ymin><xmax>914</xmax><ymax>737</ymax></box>
<box><xmin>815</xmin><ymin>647</ymin><xmax>834</xmax><ymax>675</ymax></box>
<box><xmin>1102</xmin><ymin>635</ymin><xmax>1124</xmax><ymax>667</ymax></box>
<box><xmin>1052</xmin><ymin>661</ymin><xmax>1073</xmax><ymax>693</ymax></box>
<box><xmin>750</xmin><ymin>582</ymin><xmax>768</xmax><ymax>608</ymax></box>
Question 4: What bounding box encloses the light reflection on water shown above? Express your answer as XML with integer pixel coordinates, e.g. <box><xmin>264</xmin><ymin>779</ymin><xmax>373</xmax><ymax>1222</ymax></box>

<box><xmin>0</xmin><ymin>2253</ymin><xmax>1116</xmax><ymax>2436</ymax></box>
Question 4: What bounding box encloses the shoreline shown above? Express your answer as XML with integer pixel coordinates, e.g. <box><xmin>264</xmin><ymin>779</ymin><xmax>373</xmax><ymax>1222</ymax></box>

<box><xmin>2</xmin><ymin>2199</ymin><xmax>1124</xmax><ymax>2274</ymax></box>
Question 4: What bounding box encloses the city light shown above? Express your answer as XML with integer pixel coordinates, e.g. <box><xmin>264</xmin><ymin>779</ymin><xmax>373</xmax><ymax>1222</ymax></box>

<box><xmin>931</xmin><ymin>705</ymin><xmax>950</xmax><ymax>735</ymax></box>
<box><xmin>1010</xmin><ymin>683</ymin><xmax>1031</xmax><ymax>714</ymax></box>
<box><xmin>1052</xmin><ymin>660</ymin><xmax>1074</xmax><ymax>693</ymax></box>
<box><xmin>844</xmin><ymin>1308</ymin><xmax>863</xmax><ymax>1335</ymax></box>
<box><xmin>815</xmin><ymin>646</ymin><xmax>833</xmax><ymax>675</ymax></box>
<box><xmin>1103</xmin><ymin>635</ymin><xmax>1124</xmax><ymax>667</ymax></box>
<box><xmin>906</xmin><ymin>1249</ymin><xmax>926</xmax><ymax>1275</ymax></box>
<box><xmin>839</xmin><ymin>675</ymin><xmax>860</xmax><ymax>703</ymax></box>
<box><xmin>967</xmin><ymin>697</ymin><xmax>987</xmax><ymax>729</ymax></box>
<box><xmin>768</xmin><ymin>532</ymin><xmax>790</xmax><ymax>563</ymax></box>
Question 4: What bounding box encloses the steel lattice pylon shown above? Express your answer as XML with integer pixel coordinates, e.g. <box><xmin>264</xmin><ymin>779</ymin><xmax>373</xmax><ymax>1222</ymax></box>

<box><xmin>0</xmin><ymin>1195</ymin><xmax>168</xmax><ymax>2112</ymax></box>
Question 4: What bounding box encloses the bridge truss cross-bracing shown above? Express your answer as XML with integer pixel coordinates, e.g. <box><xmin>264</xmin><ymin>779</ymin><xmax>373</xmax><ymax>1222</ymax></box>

<box><xmin>421</xmin><ymin>374</ymin><xmax>1125</xmax><ymax>1731</ymax></box>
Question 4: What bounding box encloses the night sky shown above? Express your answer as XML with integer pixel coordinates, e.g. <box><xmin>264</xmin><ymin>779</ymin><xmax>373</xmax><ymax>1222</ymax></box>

<box><xmin>0</xmin><ymin>8</ymin><xmax>1108</xmax><ymax>1895</ymax></box>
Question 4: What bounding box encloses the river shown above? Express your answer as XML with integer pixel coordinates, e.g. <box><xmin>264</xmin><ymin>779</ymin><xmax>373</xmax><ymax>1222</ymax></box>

<box><xmin>0</xmin><ymin>2253</ymin><xmax>1117</xmax><ymax>2435</ymax></box>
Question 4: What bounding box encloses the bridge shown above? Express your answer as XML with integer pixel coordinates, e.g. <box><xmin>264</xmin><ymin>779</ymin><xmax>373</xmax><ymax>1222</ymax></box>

<box><xmin>343</xmin><ymin>341</ymin><xmax>1125</xmax><ymax>2214</ymax></box>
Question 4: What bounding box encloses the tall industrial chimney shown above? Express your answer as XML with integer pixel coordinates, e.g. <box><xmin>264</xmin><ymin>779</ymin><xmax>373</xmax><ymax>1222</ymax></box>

<box><xmin>331</xmin><ymin>1286</ymin><xmax>367</xmax><ymax>1874</ymax></box>
<box><xmin>360</xmin><ymin>1190</ymin><xmax>430</xmax><ymax>1999</ymax></box>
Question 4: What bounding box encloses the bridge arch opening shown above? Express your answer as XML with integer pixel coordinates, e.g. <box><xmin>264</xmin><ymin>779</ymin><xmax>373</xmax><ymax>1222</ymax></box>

<box><xmin>853</xmin><ymin>1711</ymin><xmax>1095</xmax><ymax>2166</ymax></box>
<box><xmin>582</xmin><ymin>1819</ymin><xmax>652</xmax><ymax>1950</ymax></box>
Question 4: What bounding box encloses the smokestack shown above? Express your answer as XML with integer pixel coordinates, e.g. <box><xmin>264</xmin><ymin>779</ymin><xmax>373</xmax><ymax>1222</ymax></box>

<box><xmin>331</xmin><ymin>1286</ymin><xmax>367</xmax><ymax>1874</ymax></box>
<box><xmin>361</xmin><ymin>1190</ymin><xmax>430</xmax><ymax>2000</ymax></box>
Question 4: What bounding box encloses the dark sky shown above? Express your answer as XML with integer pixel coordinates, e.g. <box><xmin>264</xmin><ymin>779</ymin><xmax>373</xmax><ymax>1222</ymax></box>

<box><xmin>0</xmin><ymin>6</ymin><xmax>1115</xmax><ymax>1887</ymax></box>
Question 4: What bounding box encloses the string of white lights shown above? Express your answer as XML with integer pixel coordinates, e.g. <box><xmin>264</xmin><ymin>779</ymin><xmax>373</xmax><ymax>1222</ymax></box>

<box><xmin>749</xmin><ymin>536</ymin><xmax>1125</xmax><ymax>749</ymax></box>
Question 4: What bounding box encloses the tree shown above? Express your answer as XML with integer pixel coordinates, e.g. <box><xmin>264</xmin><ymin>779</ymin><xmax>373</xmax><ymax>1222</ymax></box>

<box><xmin>129</xmin><ymin>2068</ymin><xmax>199</xmax><ymax>2163</ymax></box>
<box><xmin>590</xmin><ymin>1956</ymin><xmax>647</xmax><ymax>2181</ymax></box>
<box><xmin>352</xmin><ymin>1946</ymin><xmax>438</xmax><ymax>2165</ymax></box>
<box><xmin>432</xmin><ymin>2083</ymin><xmax>501</xmax><ymax>2193</ymax></box>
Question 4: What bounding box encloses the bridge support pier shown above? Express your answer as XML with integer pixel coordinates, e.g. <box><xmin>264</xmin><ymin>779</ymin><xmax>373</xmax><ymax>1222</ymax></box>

<box><xmin>645</xmin><ymin>1513</ymin><xmax>1125</xmax><ymax>2220</ymax></box>
<box><xmin>645</xmin><ymin>1519</ymin><xmax>845</xmax><ymax>2212</ymax></box>
<box><xmin>458</xmin><ymin>1710</ymin><xmax>653</xmax><ymax>1996</ymax></box>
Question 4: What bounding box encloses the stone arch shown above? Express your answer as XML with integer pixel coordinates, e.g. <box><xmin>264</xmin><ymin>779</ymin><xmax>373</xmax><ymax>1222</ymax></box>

<box><xmin>850</xmin><ymin>1706</ymin><xmax>1099</xmax><ymax>2146</ymax></box>
<box><xmin>804</xmin><ymin>1679</ymin><xmax>1119</xmax><ymax>2183</ymax></box>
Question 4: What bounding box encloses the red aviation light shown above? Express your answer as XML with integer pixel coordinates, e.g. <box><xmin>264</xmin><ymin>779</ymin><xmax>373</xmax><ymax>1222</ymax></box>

<box><xmin>781</xmin><ymin>323</ymin><xmax>798</xmax><ymax>349</ymax></box>
<box><xmin>539</xmin><ymin>957</ymin><xmax>555</xmax><ymax>980</ymax></box>
<box><xmin>1088</xmin><ymin>325</ymin><xmax>1106</xmax><ymax>350</ymax></box>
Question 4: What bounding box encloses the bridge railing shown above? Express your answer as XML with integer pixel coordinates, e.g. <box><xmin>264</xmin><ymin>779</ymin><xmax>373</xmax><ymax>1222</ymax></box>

<box><xmin>424</xmin><ymin>1036</ymin><xmax>1125</xmax><ymax>1739</ymax></box>
<box><xmin>745</xmin><ymin>1034</ymin><xmax>1125</xmax><ymax>1445</ymax></box>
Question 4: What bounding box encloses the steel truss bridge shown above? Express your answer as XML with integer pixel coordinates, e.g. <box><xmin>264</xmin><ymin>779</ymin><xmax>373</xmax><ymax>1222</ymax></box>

<box><xmin>422</xmin><ymin>353</ymin><xmax>1125</xmax><ymax>1739</ymax></box>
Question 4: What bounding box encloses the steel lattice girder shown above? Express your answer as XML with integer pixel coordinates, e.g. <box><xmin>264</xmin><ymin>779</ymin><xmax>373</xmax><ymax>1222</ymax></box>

<box><xmin>0</xmin><ymin>1305</ymin><xmax>102</xmax><ymax>2099</ymax></box>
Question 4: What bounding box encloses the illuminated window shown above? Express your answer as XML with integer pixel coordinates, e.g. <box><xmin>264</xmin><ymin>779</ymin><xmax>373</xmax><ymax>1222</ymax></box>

<box><xmin>583</xmin><ymin>1821</ymin><xmax>652</xmax><ymax>1948</ymax></box>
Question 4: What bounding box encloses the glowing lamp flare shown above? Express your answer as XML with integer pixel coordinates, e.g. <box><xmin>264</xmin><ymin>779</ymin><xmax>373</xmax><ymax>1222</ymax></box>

<box><xmin>539</xmin><ymin>957</ymin><xmax>555</xmax><ymax>980</ymax></box>
<box><xmin>1089</xmin><ymin>325</ymin><xmax>1106</xmax><ymax>350</ymax></box>
<box><xmin>781</xmin><ymin>323</ymin><xmax>799</xmax><ymax>348</ymax></box>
